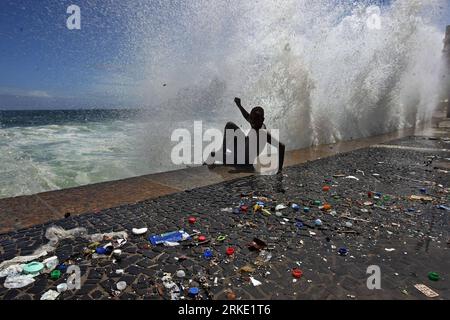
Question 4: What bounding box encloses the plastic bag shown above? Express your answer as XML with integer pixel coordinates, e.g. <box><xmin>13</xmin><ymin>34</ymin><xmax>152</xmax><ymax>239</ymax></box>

<box><xmin>3</xmin><ymin>274</ymin><xmax>35</xmax><ymax>289</ymax></box>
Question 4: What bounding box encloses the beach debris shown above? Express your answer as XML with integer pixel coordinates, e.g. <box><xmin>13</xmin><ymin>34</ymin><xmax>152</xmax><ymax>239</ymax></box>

<box><xmin>314</xmin><ymin>219</ymin><xmax>323</xmax><ymax>227</ymax></box>
<box><xmin>437</xmin><ymin>205</ymin><xmax>450</xmax><ymax>211</ymax></box>
<box><xmin>57</xmin><ymin>283</ymin><xmax>68</xmax><ymax>293</ymax></box>
<box><xmin>291</xmin><ymin>203</ymin><xmax>300</xmax><ymax>211</ymax></box>
<box><xmin>23</xmin><ymin>262</ymin><xmax>44</xmax><ymax>275</ymax></box>
<box><xmin>116</xmin><ymin>281</ymin><xmax>127</xmax><ymax>291</ymax></box>
<box><xmin>42</xmin><ymin>256</ymin><xmax>59</xmax><ymax>271</ymax></box>
<box><xmin>50</xmin><ymin>270</ymin><xmax>61</xmax><ymax>280</ymax></box>
<box><xmin>248</xmin><ymin>238</ymin><xmax>267</xmax><ymax>251</ymax></box>
<box><xmin>239</xmin><ymin>265</ymin><xmax>256</xmax><ymax>273</ymax></box>
<box><xmin>275</xmin><ymin>204</ymin><xmax>287</xmax><ymax>211</ymax></box>
<box><xmin>176</xmin><ymin>270</ymin><xmax>186</xmax><ymax>278</ymax></box>
<box><xmin>338</xmin><ymin>248</ymin><xmax>348</xmax><ymax>256</ymax></box>
<box><xmin>132</xmin><ymin>227</ymin><xmax>148</xmax><ymax>235</ymax></box>
<box><xmin>188</xmin><ymin>287</ymin><xmax>199</xmax><ymax>298</ymax></box>
<box><xmin>385</xmin><ymin>248</ymin><xmax>396</xmax><ymax>252</ymax></box>
<box><xmin>226</xmin><ymin>247</ymin><xmax>235</xmax><ymax>256</ymax></box>
<box><xmin>3</xmin><ymin>274</ymin><xmax>35</xmax><ymax>289</ymax></box>
<box><xmin>428</xmin><ymin>272</ymin><xmax>440</xmax><ymax>281</ymax></box>
<box><xmin>414</xmin><ymin>284</ymin><xmax>439</xmax><ymax>298</ymax></box>
<box><xmin>203</xmin><ymin>249</ymin><xmax>213</xmax><ymax>260</ymax></box>
<box><xmin>249</xmin><ymin>277</ymin><xmax>262</xmax><ymax>287</ymax></box>
<box><xmin>41</xmin><ymin>289</ymin><xmax>60</xmax><ymax>300</ymax></box>
<box><xmin>292</xmin><ymin>268</ymin><xmax>303</xmax><ymax>279</ymax></box>
<box><xmin>226</xmin><ymin>290</ymin><xmax>237</xmax><ymax>300</ymax></box>
<box><xmin>345</xmin><ymin>176</ymin><xmax>359</xmax><ymax>181</ymax></box>
<box><xmin>149</xmin><ymin>230</ymin><xmax>190</xmax><ymax>245</ymax></box>
<box><xmin>409</xmin><ymin>195</ymin><xmax>433</xmax><ymax>202</ymax></box>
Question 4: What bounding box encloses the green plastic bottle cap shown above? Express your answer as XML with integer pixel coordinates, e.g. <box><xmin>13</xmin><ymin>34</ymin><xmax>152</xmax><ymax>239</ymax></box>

<box><xmin>51</xmin><ymin>270</ymin><xmax>61</xmax><ymax>280</ymax></box>
<box><xmin>428</xmin><ymin>272</ymin><xmax>440</xmax><ymax>281</ymax></box>
<box><xmin>23</xmin><ymin>262</ymin><xmax>44</xmax><ymax>274</ymax></box>
<box><xmin>314</xmin><ymin>200</ymin><xmax>321</xmax><ymax>206</ymax></box>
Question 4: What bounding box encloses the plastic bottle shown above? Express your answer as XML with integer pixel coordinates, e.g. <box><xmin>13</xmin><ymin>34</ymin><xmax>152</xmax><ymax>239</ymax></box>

<box><xmin>148</xmin><ymin>230</ymin><xmax>190</xmax><ymax>245</ymax></box>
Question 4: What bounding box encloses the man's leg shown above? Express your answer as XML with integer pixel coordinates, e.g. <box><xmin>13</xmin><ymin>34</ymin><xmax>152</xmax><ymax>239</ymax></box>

<box><xmin>222</xmin><ymin>121</ymin><xmax>244</xmax><ymax>165</ymax></box>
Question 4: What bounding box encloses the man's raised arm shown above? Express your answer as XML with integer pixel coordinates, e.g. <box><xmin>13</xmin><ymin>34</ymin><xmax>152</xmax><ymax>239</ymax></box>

<box><xmin>234</xmin><ymin>97</ymin><xmax>250</xmax><ymax>122</ymax></box>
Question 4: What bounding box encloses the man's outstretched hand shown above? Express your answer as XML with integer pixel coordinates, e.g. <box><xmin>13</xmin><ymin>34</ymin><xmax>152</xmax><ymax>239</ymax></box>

<box><xmin>234</xmin><ymin>97</ymin><xmax>241</xmax><ymax>106</ymax></box>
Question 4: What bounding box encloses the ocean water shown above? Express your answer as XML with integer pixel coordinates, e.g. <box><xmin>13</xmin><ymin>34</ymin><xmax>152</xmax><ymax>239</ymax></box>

<box><xmin>0</xmin><ymin>110</ymin><xmax>193</xmax><ymax>199</ymax></box>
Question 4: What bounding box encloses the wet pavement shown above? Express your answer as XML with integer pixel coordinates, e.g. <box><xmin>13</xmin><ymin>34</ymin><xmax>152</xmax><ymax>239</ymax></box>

<box><xmin>0</xmin><ymin>134</ymin><xmax>448</xmax><ymax>300</ymax></box>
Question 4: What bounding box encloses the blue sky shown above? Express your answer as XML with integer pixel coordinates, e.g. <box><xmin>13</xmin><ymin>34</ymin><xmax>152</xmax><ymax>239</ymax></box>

<box><xmin>0</xmin><ymin>0</ymin><xmax>448</xmax><ymax>110</ymax></box>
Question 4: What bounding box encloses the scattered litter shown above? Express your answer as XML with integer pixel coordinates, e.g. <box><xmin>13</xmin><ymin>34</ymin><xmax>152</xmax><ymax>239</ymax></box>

<box><xmin>345</xmin><ymin>176</ymin><xmax>359</xmax><ymax>181</ymax></box>
<box><xmin>275</xmin><ymin>204</ymin><xmax>287</xmax><ymax>210</ymax></box>
<box><xmin>239</xmin><ymin>265</ymin><xmax>256</xmax><ymax>273</ymax></box>
<box><xmin>249</xmin><ymin>277</ymin><xmax>262</xmax><ymax>287</ymax></box>
<box><xmin>116</xmin><ymin>281</ymin><xmax>127</xmax><ymax>291</ymax></box>
<box><xmin>226</xmin><ymin>247</ymin><xmax>235</xmax><ymax>256</ymax></box>
<box><xmin>292</xmin><ymin>268</ymin><xmax>303</xmax><ymax>279</ymax></box>
<box><xmin>248</xmin><ymin>238</ymin><xmax>267</xmax><ymax>251</ymax></box>
<box><xmin>428</xmin><ymin>272</ymin><xmax>440</xmax><ymax>281</ymax></box>
<box><xmin>409</xmin><ymin>195</ymin><xmax>433</xmax><ymax>202</ymax></box>
<box><xmin>149</xmin><ymin>230</ymin><xmax>190</xmax><ymax>245</ymax></box>
<box><xmin>414</xmin><ymin>284</ymin><xmax>439</xmax><ymax>298</ymax></box>
<box><xmin>188</xmin><ymin>217</ymin><xmax>197</xmax><ymax>224</ymax></box>
<box><xmin>23</xmin><ymin>262</ymin><xmax>44</xmax><ymax>275</ymax></box>
<box><xmin>226</xmin><ymin>290</ymin><xmax>236</xmax><ymax>300</ymax></box>
<box><xmin>50</xmin><ymin>270</ymin><xmax>61</xmax><ymax>280</ymax></box>
<box><xmin>57</xmin><ymin>283</ymin><xmax>68</xmax><ymax>293</ymax></box>
<box><xmin>314</xmin><ymin>219</ymin><xmax>323</xmax><ymax>227</ymax></box>
<box><xmin>385</xmin><ymin>248</ymin><xmax>396</xmax><ymax>252</ymax></box>
<box><xmin>41</xmin><ymin>289</ymin><xmax>60</xmax><ymax>300</ymax></box>
<box><xmin>132</xmin><ymin>227</ymin><xmax>148</xmax><ymax>235</ymax></box>
<box><xmin>3</xmin><ymin>274</ymin><xmax>35</xmax><ymax>289</ymax></box>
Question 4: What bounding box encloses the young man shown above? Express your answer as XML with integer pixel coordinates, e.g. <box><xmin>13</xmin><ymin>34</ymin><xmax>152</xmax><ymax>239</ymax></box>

<box><xmin>217</xmin><ymin>97</ymin><xmax>285</xmax><ymax>173</ymax></box>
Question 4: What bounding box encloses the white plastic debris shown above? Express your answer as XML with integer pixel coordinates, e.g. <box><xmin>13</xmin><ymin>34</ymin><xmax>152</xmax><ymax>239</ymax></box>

<box><xmin>116</xmin><ymin>281</ymin><xmax>127</xmax><ymax>291</ymax></box>
<box><xmin>57</xmin><ymin>283</ymin><xmax>68</xmax><ymax>293</ymax></box>
<box><xmin>3</xmin><ymin>274</ymin><xmax>35</xmax><ymax>289</ymax></box>
<box><xmin>115</xmin><ymin>269</ymin><xmax>124</xmax><ymax>275</ymax></box>
<box><xmin>0</xmin><ymin>264</ymin><xmax>23</xmax><ymax>278</ymax></box>
<box><xmin>275</xmin><ymin>204</ymin><xmax>287</xmax><ymax>211</ymax></box>
<box><xmin>385</xmin><ymin>248</ymin><xmax>396</xmax><ymax>252</ymax></box>
<box><xmin>345</xmin><ymin>222</ymin><xmax>353</xmax><ymax>228</ymax></box>
<box><xmin>163</xmin><ymin>241</ymin><xmax>180</xmax><ymax>247</ymax></box>
<box><xmin>275</xmin><ymin>212</ymin><xmax>283</xmax><ymax>217</ymax></box>
<box><xmin>43</xmin><ymin>256</ymin><xmax>59</xmax><ymax>271</ymax></box>
<box><xmin>414</xmin><ymin>284</ymin><xmax>439</xmax><ymax>298</ymax></box>
<box><xmin>132</xmin><ymin>228</ymin><xmax>148</xmax><ymax>235</ymax></box>
<box><xmin>249</xmin><ymin>277</ymin><xmax>262</xmax><ymax>287</ymax></box>
<box><xmin>41</xmin><ymin>289</ymin><xmax>60</xmax><ymax>300</ymax></box>
<box><xmin>221</xmin><ymin>207</ymin><xmax>233</xmax><ymax>213</ymax></box>
<box><xmin>345</xmin><ymin>176</ymin><xmax>360</xmax><ymax>181</ymax></box>
<box><xmin>176</xmin><ymin>270</ymin><xmax>186</xmax><ymax>278</ymax></box>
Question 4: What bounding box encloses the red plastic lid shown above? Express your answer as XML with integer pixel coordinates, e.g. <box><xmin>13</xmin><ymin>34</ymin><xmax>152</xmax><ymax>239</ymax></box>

<box><xmin>226</xmin><ymin>247</ymin><xmax>235</xmax><ymax>256</ymax></box>
<box><xmin>198</xmin><ymin>235</ymin><xmax>206</xmax><ymax>242</ymax></box>
<box><xmin>292</xmin><ymin>268</ymin><xmax>303</xmax><ymax>279</ymax></box>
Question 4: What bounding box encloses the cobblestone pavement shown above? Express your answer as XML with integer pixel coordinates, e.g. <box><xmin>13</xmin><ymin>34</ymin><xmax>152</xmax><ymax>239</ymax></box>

<box><xmin>0</xmin><ymin>136</ymin><xmax>448</xmax><ymax>300</ymax></box>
